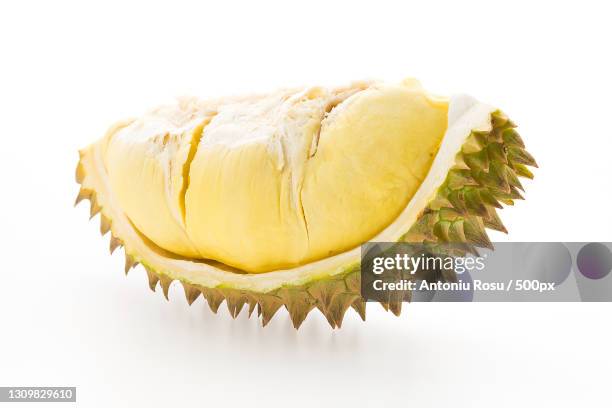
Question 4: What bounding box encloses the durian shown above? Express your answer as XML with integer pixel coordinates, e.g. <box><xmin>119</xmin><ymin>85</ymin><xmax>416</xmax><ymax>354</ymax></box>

<box><xmin>75</xmin><ymin>78</ymin><xmax>536</xmax><ymax>328</ymax></box>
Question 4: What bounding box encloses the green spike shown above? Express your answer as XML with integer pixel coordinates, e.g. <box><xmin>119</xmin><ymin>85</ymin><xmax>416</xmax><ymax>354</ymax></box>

<box><xmin>491</xmin><ymin>111</ymin><xmax>509</xmax><ymax>128</ymax></box>
<box><xmin>502</xmin><ymin>128</ymin><xmax>525</xmax><ymax>148</ymax></box>
<box><xmin>463</xmin><ymin>149</ymin><xmax>490</xmax><ymax>172</ymax></box>
<box><xmin>487</xmin><ymin>143</ymin><xmax>508</xmax><ymax>165</ymax></box>
<box><xmin>508</xmin><ymin>146</ymin><xmax>538</xmax><ymax>167</ymax></box>
<box><xmin>478</xmin><ymin>189</ymin><xmax>503</xmax><ymax>209</ymax></box>
<box><xmin>489</xmin><ymin>162</ymin><xmax>511</xmax><ymax>193</ymax></box>
<box><xmin>470</xmin><ymin>130</ymin><xmax>489</xmax><ymax>148</ymax></box>
<box><xmin>433</xmin><ymin>220</ymin><xmax>452</xmax><ymax>242</ymax></box>
<box><xmin>509</xmin><ymin>186</ymin><xmax>524</xmax><ymax>200</ymax></box>
<box><xmin>513</xmin><ymin>163</ymin><xmax>535</xmax><ymax>179</ymax></box>
<box><xmin>463</xmin><ymin>217</ymin><xmax>493</xmax><ymax>249</ymax></box>
<box><xmin>404</xmin><ymin>213</ymin><xmax>437</xmax><ymax>241</ymax></box>
<box><xmin>505</xmin><ymin>165</ymin><xmax>524</xmax><ymax>191</ymax></box>
<box><xmin>461</xmin><ymin>132</ymin><xmax>485</xmax><ymax>153</ymax></box>
<box><xmin>483</xmin><ymin>208</ymin><xmax>508</xmax><ymax>233</ymax></box>
<box><xmin>438</xmin><ymin>207</ymin><xmax>462</xmax><ymax>221</ymax></box>
<box><xmin>448</xmin><ymin>220</ymin><xmax>467</xmax><ymax>243</ymax></box>
<box><xmin>464</xmin><ymin>188</ymin><xmax>488</xmax><ymax>216</ymax></box>
<box><xmin>447</xmin><ymin>190</ymin><xmax>467</xmax><ymax>213</ymax></box>
<box><xmin>447</xmin><ymin>169</ymin><xmax>479</xmax><ymax>189</ymax></box>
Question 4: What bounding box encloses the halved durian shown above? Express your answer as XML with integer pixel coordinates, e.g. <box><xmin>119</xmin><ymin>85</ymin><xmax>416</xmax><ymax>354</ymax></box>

<box><xmin>75</xmin><ymin>78</ymin><xmax>536</xmax><ymax>328</ymax></box>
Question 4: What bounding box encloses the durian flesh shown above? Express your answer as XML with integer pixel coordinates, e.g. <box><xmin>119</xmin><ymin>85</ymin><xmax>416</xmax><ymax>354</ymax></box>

<box><xmin>76</xmin><ymin>78</ymin><xmax>536</xmax><ymax>328</ymax></box>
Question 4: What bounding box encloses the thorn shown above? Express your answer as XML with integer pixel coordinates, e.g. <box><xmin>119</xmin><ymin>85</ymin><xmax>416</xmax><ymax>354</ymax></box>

<box><xmin>343</xmin><ymin>270</ymin><xmax>361</xmax><ymax>296</ymax></box>
<box><xmin>218</xmin><ymin>289</ymin><xmax>248</xmax><ymax>318</ymax></box>
<box><xmin>201</xmin><ymin>288</ymin><xmax>224</xmax><ymax>314</ymax></box>
<box><xmin>447</xmin><ymin>190</ymin><xmax>467</xmax><ymax>214</ymax></box>
<box><xmin>351</xmin><ymin>299</ymin><xmax>366</xmax><ymax>321</ymax></box>
<box><xmin>89</xmin><ymin>192</ymin><xmax>101</xmax><ymax>219</ymax></box>
<box><xmin>502</xmin><ymin>128</ymin><xmax>525</xmax><ymax>148</ymax></box>
<box><xmin>487</xmin><ymin>143</ymin><xmax>508</xmax><ymax>165</ymax></box>
<box><xmin>159</xmin><ymin>276</ymin><xmax>173</xmax><ymax>300</ymax></box>
<box><xmin>328</xmin><ymin>293</ymin><xmax>358</xmax><ymax>329</ymax></box>
<box><xmin>514</xmin><ymin>164</ymin><xmax>535</xmax><ymax>180</ymax></box>
<box><xmin>491</xmin><ymin>111</ymin><xmax>509</xmax><ymax>128</ymax></box>
<box><xmin>447</xmin><ymin>169</ymin><xmax>479</xmax><ymax>189</ymax></box>
<box><xmin>224</xmin><ymin>293</ymin><xmax>247</xmax><ymax>318</ymax></box>
<box><xmin>145</xmin><ymin>268</ymin><xmax>159</xmax><ymax>291</ymax></box>
<box><xmin>470</xmin><ymin>130</ymin><xmax>489</xmax><ymax>148</ymax></box>
<box><xmin>463</xmin><ymin>149</ymin><xmax>489</xmax><ymax>172</ymax></box>
<box><xmin>389</xmin><ymin>301</ymin><xmax>402</xmax><ymax>317</ymax></box>
<box><xmin>279</xmin><ymin>288</ymin><xmax>314</xmax><ymax>330</ymax></box>
<box><xmin>464</xmin><ymin>189</ymin><xmax>488</xmax><ymax>217</ymax></box>
<box><xmin>508</xmin><ymin>146</ymin><xmax>538</xmax><ymax>168</ymax></box>
<box><xmin>317</xmin><ymin>305</ymin><xmax>337</xmax><ymax>329</ymax></box>
<box><xmin>464</xmin><ymin>217</ymin><xmax>494</xmax><ymax>250</ymax></box>
<box><xmin>478</xmin><ymin>189</ymin><xmax>503</xmax><ymax>209</ymax></box>
<box><xmin>248</xmin><ymin>300</ymin><xmax>257</xmax><ymax>318</ymax></box>
<box><xmin>124</xmin><ymin>254</ymin><xmax>137</xmax><ymax>275</ymax></box>
<box><xmin>509</xmin><ymin>186</ymin><xmax>524</xmax><ymax>200</ymax></box>
<box><xmin>307</xmin><ymin>280</ymin><xmax>345</xmax><ymax>314</ymax></box>
<box><xmin>181</xmin><ymin>282</ymin><xmax>201</xmax><ymax>305</ymax></box>
<box><xmin>74</xmin><ymin>188</ymin><xmax>90</xmax><ymax>207</ymax></box>
<box><xmin>257</xmin><ymin>294</ymin><xmax>283</xmax><ymax>326</ymax></box>
<box><xmin>449</xmin><ymin>220</ymin><xmax>467</xmax><ymax>243</ymax></box>
<box><xmin>483</xmin><ymin>208</ymin><xmax>508</xmax><ymax>234</ymax></box>
<box><xmin>489</xmin><ymin>163</ymin><xmax>510</xmax><ymax>194</ymax></box>
<box><xmin>99</xmin><ymin>215</ymin><xmax>111</xmax><ymax>235</ymax></box>
<box><xmin>109</xmin><ymin>236</ymin><xmax>121</xmax><ymax>254</ymax></box>
<box><xmin>433</xmin><ymin>220</ymin><xmax>451</xmax><ymax>242</ymax></box>
<box><xmin>75</xmin><ymin>161</ymin><xmax>85</xmax><ymax>184</ymax></box>
<box><xmin>465</xmin><ymin>245</ymin><xmax>481</xmax><ymax>257</ymax></box>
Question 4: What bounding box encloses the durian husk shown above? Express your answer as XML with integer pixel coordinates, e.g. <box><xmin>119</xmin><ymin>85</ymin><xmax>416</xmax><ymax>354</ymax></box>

<box><xmin>75</xmin><ymin>101</ymin><xmax>536</xmax><ymax>329</ymax></box>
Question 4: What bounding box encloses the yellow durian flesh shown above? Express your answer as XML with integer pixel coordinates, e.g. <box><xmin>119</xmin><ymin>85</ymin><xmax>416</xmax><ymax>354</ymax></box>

<box><xmin>104</xmin><ymin>101</ymin><xmax>215</xmax><ymax>258</ymax></box>
<box><xmin>103</xmin><ymin>80</ymin><xmax>449</xmax><ymax>273</ymax></box>
<box><xmin>299</xmin><ymin>85</ymin><xmax>448</xmax><ymax>270</ymax></box>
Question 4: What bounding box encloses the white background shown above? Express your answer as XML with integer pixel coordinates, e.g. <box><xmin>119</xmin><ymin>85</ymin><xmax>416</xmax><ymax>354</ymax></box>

<box><xmin>1</xmin><ymin>1</ymin><xmax>611</xmax><ymax>407</ymax></box>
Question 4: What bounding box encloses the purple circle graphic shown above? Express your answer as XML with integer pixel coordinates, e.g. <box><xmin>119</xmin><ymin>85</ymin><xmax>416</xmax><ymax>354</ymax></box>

<box><xmin>577</xmin><ymin>243</ymin><xmax>612</xmax><ymax>280</ymax></box>
<box><xmin>519</xmin><ymin>243</ymin><xmax>573</xmax><ymax>286</ymax></box>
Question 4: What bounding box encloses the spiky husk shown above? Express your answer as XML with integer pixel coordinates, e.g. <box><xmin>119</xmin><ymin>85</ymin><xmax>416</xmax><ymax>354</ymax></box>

<box><xmin>75</xmin><ymin>110</ymin><xmax>536</xmax><ymax>329</ymax></box>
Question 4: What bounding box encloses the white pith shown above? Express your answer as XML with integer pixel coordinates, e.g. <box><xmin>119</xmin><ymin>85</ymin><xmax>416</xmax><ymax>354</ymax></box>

<box><xmin>81</xmin><ymin>94</ymin><xmax>495</xmax><ymax>292</ymax></box>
